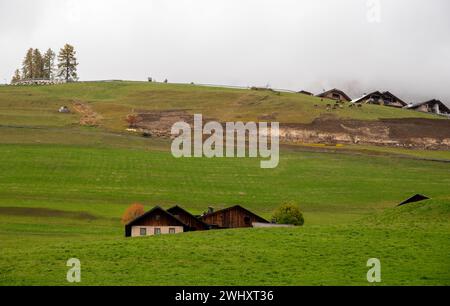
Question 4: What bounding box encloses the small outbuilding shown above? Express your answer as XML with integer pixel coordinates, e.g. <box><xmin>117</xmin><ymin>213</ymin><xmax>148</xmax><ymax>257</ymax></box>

<box><xmin>316</xmin><ymin>89</ymin><xmax>352</xmax><ymax>102</ymax></box>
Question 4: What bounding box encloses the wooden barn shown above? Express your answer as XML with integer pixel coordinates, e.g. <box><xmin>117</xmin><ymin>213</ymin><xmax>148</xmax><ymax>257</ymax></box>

<box><xmin>200</xmin><ymin>205</ymin><xmax>269</xmax><ymax>229</ymax></box>
<box><xmin>352</xmin><ymin>91</ymin><xmax>407</xmax><ymax>108</ymax></box>
<box><xmin>167</xmin><ymin>205</ymin><xmax>210</xmax><ymax>231</ymax></box>
<box><xmin>316</xmin><ymin>89</ymin><xmax>352</xmax><ymax>102</ymax></box>
<box><xmin>125</xmin><ymin>206</ymin><xmax>188</xmax><ymax>237</ymax></box>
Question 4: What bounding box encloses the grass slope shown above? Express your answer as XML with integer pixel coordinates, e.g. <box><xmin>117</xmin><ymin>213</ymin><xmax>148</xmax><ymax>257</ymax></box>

<box><xmin>0</xmin><ymin>81</ymin><xmax>438</xmax><ymax>132</ymax></box>
<box><xmin>0</xmin><ymin>82</ymin><xmax>449</xmax><ymax>286</ymax></box>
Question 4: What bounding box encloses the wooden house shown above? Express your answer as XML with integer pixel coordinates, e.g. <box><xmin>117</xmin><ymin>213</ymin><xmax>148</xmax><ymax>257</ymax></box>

<box><xmin>200</xmin><ymin>205</ymin><xmax>269</xmax><ymax>229</ymax></box>
<box><xmin>316</xmin><ymin>89</ymin><xmax>352</xmax><ymax>102</ymax></box>
<box><xmin>167</xmin><ymin>205</ymin><xmax>210</xmax><ymax>231</ymax></box>
<box><xmin>125</xmin><ymin>206</ymin><xmax>188</xmax><ymax>237</ymax></box>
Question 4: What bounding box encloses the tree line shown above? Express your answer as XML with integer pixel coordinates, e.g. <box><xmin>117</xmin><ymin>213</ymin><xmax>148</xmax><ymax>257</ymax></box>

<box><xmin>11</xmin><ymin>44</ymin><xmax>79</xmax><ymax>83</ymax></box>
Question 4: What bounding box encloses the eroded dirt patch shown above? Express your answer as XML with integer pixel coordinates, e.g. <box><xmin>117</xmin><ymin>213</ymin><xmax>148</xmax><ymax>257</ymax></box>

<box><xmin>130</xmin><ymin>110</ymin><xmax>450</xmax><ymax>149</ymax></box>
<box><xmin>0</xmin><ymin>207</ymin><xmax>98</xmax><ymax>220</ymax></box>
<box><xmin>281</xmin><ymin>117</ymin><xmax>450</xmax><ymax>149</ymax></box>
<box><xmin>72</xmin><ymin>101</ymin><xmax>101</xmax><ymax>126</ymax></box>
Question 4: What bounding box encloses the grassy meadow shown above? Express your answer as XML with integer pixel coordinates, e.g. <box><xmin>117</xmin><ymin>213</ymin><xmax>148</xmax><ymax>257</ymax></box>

<box><xmin>0</xmin><ymin>82</ymin><xmax>449</xmax><ymax>286</ymax></box>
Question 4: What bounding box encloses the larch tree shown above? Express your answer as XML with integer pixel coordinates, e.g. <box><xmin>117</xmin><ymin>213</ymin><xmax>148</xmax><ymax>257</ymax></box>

<box><xmin>43</xmin><ymin>48</ymin><xmax>56</xmax><ymax>80</ymax></box>
<box><xmin>11</xmin><ymin>69</ymin><xmax>22</xmax><ymax>83</ymax></box>
<box><xmin>57</xmin><ymin>44</ymin><xmax>78</xmax><ymax>81</ymax></box>
<box><xmin>32</xmin><ymin>48</ymin><xmax>44</xmax><ymax>79</ymax></box>
<box><xmin>22</xmin><ymin>48</ymin><xmax>34</xmax><ymax>79</ymax></box>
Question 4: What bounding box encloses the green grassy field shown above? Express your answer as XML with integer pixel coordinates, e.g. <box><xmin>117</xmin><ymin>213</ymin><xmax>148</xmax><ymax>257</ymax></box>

<box><xmin>0</xmin><ymin>82</ymin><xmax>449</xmax><ymax>286</ymax></box>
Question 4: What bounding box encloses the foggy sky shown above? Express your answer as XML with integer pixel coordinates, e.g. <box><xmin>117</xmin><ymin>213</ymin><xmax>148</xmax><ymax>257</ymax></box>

<box><xmin>1</xmin><ymin>0</ymin><xmax>449</xmax><ymax>104</ymax></box>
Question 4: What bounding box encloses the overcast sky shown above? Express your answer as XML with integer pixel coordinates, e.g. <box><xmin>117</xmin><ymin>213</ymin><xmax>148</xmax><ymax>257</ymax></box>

<box><xmin>1</xmin><ymin>0</ymin><xmax>449</xmax><ymax>104</ymax></box>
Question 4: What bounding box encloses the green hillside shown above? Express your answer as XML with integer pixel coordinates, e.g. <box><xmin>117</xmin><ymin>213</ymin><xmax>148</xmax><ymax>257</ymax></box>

<box><xmin>0</xmin><ymin>82</ymin><xmax>449</xmax><ymax>286</ymax></box>
<box><xmin>0</xmin><ymin>81</ymin><xmax>438</xmax><ymax>132</ymax></box>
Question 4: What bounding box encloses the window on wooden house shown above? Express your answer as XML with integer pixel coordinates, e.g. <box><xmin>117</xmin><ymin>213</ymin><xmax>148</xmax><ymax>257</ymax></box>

<box><xmin>140</xmin><ymin>228</ymin><xmax>147</xmax><ymax>236</ymax></box>
<box><xmin>169</xmin><ymin>228</ymin><xmax>176</xmax><ymax>234</ymax></box>
<box><xmin>154</xmin><ymin>228</ymin><xmax>161</xmax><ymax>235</ymax></box>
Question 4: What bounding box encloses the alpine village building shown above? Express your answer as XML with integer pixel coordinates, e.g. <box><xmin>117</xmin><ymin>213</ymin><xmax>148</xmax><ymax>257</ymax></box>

<box><xmin>125</xmin><ymin>205</ymin><xmax>269</xmax><ymax>237</ymax></box>
<box><xmin>351</xmin><ymin>91</ymin><xmax>408</xmax><ymax>108</ymax></box>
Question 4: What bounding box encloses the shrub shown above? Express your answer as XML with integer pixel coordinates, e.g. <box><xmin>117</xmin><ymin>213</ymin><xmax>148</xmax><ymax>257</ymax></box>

<box><xmin>121</xmin><ymin>203</ymin><xmax>145</xmax><ymax>225</ymax></box>
<box><xmin>272</xmin><ymin>203</ymin><xmax>304</xmax><ymax>226</ymax></box>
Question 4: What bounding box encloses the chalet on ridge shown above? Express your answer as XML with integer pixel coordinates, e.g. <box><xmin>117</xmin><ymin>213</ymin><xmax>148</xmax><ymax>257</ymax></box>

<box><xmin>125</xmin><ymin>205</ymin><xmax>269</xmax><ymax>237</ymax></box>
<box><xmin>316</xmin><ymin>89</ymin><xmax>352</xmax><ymax>102</ymax></box>
<box><xmin>352</xmin><ymin>91</ymin><xmax>407</xmax><ymax>108</ymax></box>
<box><xmin>407</xmin><ymin>99</ymin><xmax>450</xmax><ymax>116</ymax></box>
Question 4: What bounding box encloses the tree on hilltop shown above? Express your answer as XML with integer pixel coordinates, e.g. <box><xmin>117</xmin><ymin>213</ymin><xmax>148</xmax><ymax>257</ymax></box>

<box><xmin>57</xmin><ymin>44</ymin><xmax>78</xmax><ymax>81</ymax></box>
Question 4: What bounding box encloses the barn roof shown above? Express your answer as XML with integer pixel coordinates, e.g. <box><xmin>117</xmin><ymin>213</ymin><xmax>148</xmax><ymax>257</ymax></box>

<box><xmin>167</xmin><ymin>205</ymin><xmax>211</xmax><ymax>227</ymax></box>
<box><xmin>201</xmin><ymin>205</ymin><xmax>269</xmax><ymax>223</ymax></box>
<box><xmin>316</xmin><ymin>88</ymin><xmax>352</xmax><ymax>101</ymax></box>
<box><xmin>125</xmin><ymin>206</ymin><xmax>187</xmax><ymax>227</ymax></box>
<box><xmin>398</xmin><ymin>194</ymin><xmax>430</xmax><ymax>206</ymax></box>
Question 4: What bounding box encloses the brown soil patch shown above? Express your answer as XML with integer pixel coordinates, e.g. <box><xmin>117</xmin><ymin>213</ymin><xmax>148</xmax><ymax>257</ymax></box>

<box><xmin>0</xmin><ymin>207</ymin><xmax>98</xmax><ymax>220</ymax></box>
<box><xmin>72</xmin><ymin>101</ymin><xmax>101</xmax><ymax>126</ymax></box>
<box><xmin>281</xmin><ymin>117</ymin><xmax>450</xmax><ymax>149</ymax></box>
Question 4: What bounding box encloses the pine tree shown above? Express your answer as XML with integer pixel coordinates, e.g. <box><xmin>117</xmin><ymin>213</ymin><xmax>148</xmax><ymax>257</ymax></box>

<box><xmin>57</xmin><ymin>44</ymin><xmax>78</xmax><ymax>81</ymax></box>
<box><xmin>32</xmin><ymin>49</ymin><xmax>44</xmax><ymax>79</ymax></box>
<box><xmin>22</xmin><ymin>48</ymin><xmax>34</xmax><ymax>80</ymax></box>
<box><xmin>11</xmin><ymin>69</ymin><xmax>22</xmax><ymax>83</ymax></box>
<box><xmin>43</xmin><ymin>48</ymin><xmax>56</xmax><ymax>80</ymax></box>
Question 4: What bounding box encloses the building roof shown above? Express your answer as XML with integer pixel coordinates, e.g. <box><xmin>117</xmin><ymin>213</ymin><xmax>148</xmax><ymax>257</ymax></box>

<box><xmin>125</xmin><ymin>206</ymin><xmax>187</xmax><ymax>227</ymax></box>
<box><xmin>351</xmin><ymin>91</ymin><xmax>383</xmax><ymax>103</ymax></box>
<box><xmin>201</xmin><ymin>205</ymin><xmax>269</xmax><ymax>223</ymax></box>
<box><xmin>398</xmin><ymin>194</ymin><xmax>430</xmax><ymax>206</ymax></box>
<box><xmin>407</xmin><ymin>99</ymin><xmax>450</xmax><ymax>112</ymax></box>
<box><xmin>316</xmin><ymin>88</ymin><xmax>352</xmax><ymax>101</ymax></box>
<box><xmin>382</xmin><ymin>91</ymin><xmax>407</xmax><ymax>106</ymax></box>
<box><xmin>298</xmin><ymin>90</ymin><xmax>313</xmax><ymax>96</ymax></box>
<box><xmin>167</xmin><ymin>205</ymin><xmax>211</xmax><ymax>228</ymax></box>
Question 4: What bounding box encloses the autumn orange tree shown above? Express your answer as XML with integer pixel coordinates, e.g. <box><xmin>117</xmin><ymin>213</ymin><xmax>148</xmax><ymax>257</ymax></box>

<box><xmin>121</xmin><ymin>203</ymin><xmax>145</xmax><ymax>225</ymax></box>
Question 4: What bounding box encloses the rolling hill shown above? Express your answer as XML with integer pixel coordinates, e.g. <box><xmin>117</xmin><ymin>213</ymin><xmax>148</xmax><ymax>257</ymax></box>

<box><xmin>0</xmin><ymin>81</ymin><xmax>449</xmax><ymax>286</ymax></box>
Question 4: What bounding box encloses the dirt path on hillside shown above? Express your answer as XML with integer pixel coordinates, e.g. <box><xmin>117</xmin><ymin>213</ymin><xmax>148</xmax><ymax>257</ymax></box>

<box><xmin>72</xmin><ymin>101</ymin><xmax>102</xmax><ymax>126</ymax></box>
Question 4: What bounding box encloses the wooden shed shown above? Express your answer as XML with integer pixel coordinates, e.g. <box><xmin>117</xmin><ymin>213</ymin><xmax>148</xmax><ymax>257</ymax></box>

<box><xmin>200</xmin><ymin>205</ymin><xmax>269</xmax><ymax>229</ymax></box>
<box><xmin>167</xmin><ymin>205</ymin><xmax>210</xmax><ymax>231</ymax></box>
<box><xmin>125</xmin><ymin>206</ymin><xmax>188</xmax><ymax>237</ymax></box>
<box><xmin>316</xmin><ymin>89</ymin><xmax>352</xmax><ymax>102</ymax></box>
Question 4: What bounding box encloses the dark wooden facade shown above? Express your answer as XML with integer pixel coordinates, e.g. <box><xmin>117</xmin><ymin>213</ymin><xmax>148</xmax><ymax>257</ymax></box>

<box><xmin>200</xmin><ymin>205</ymin><xmax>269</xmax><ymax>229</ymax></box>
<box><xmin>125</xmin><ymin>206</ymin><xmax>187</xmax><ymax>237</ymax></box>
<box><xmin>167</xmin><ymin>205</ymin><xmax>210</xmax><ymax>231</ymax></box>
